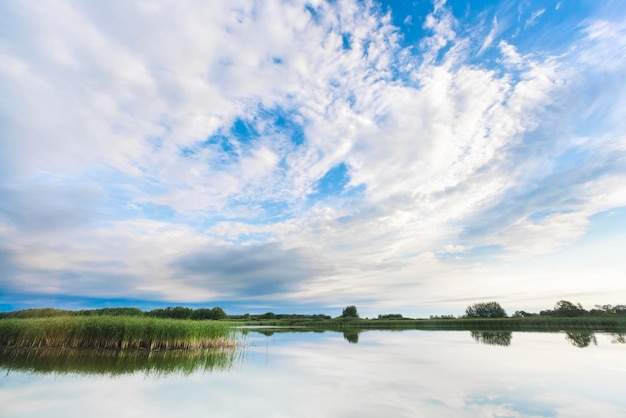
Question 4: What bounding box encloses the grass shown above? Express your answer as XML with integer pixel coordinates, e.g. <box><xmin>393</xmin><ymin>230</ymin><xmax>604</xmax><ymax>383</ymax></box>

<box><xmin>0</xmin><ymin>316</ymin><xmax>236</xmax><ymax>350</ymax></box>
<box><xmin>235</xmin><ymin>316</ymin><xmax>626</xmax><ymax>332</ymax></box>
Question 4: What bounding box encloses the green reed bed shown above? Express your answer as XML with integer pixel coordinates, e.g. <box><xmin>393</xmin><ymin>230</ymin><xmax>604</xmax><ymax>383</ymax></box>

<box><xmin>0</xmin><ymin>316</ymin><xmax>236</xmax><ymax>350</ymax></box>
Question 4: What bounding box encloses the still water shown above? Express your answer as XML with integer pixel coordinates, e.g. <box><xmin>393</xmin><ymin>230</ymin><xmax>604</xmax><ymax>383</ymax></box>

<box><xmin>1</xmin><ymin>330</ymin><xmax>625</xmax><ymax>417</ymax></box>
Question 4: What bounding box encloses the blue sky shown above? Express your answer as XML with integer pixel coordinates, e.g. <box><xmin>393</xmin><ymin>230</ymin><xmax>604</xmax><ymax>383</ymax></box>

<box><xmin>1</xmin><ymin>0</ymin><xmax>625</xmax><ymax>317</ymax></box>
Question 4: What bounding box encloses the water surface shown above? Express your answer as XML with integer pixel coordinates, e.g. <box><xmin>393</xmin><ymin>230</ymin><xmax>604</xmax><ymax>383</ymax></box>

<box><xmin>1</xmin><ymin>330</ymin><xmax>624</xmax><ymax>417</ymax></box>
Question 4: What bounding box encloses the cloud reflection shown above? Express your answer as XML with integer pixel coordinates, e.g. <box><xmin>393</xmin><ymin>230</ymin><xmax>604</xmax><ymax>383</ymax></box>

<box><xmin>1</xmin><ymin>331</ymin><xmax>625</xmax><ymax>417</ymax></box>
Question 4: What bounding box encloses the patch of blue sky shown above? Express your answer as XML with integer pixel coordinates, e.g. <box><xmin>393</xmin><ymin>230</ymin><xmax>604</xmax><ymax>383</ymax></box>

<box><xmin>377</xmin><ymin>0</ymin><xmax>435</xmax><ymax>49</ymax></box>
<box><xmin>341</xmin><ymin>32</ymin><xmax>352</xmax><ymax>50</ymax></box>
<box><xmin>92</xmin><ymin>174</ymin><xmax>175</xmax><ymax>221</ymax></box>
<box><xmin>310</xmin><ymin>162</ymin><xmax>350</xmax><ymax>199</ymax></box>
<box><xmin>259</xmin><ymin>200</ymin><xmax>293</xmax><ymax>221</ymax></box>
<box><xmin>181</xmin><ymin>115</ymin><xmax>266</xmax><ymax>162</ymax></box>
<box><xmin>583</xmin><ymin>206</ymin><xmax>626</xmax><ymax>242</ymax></box>
<box><xmin>264</xmin><ymin>106</ymin><xmax>306</xmax><ymax>146</ymax></box>
<box><xmin>178</xmin><ymin>133</ymin><xmax>237</xmax><ymax>164</ymax></box>
<box><xmin>377</xmin><ymin>0</ymin><xmax>593</xmax><ymax>78</ymax></box>
<box><xmin>552</xmin><ymin>147</ymin><xmax>590</xmax><ymax>171</ymax></box>
<box><xmin>454</xmin><ymin>0</ymin><xmax>599</xmax><ymax>63</ymax></box>
<box><xmin>132</xmin><ymin>202</ymin><xmax>179</xmax><ymax>222</ymax></box>
<box><xmin>304</xmin><ymin>4</ymin><xmax>321</xmax><ymax>25</ymax></box>
<box><xmin>527</xmin><ymin>209</ymin><xmax>562</xmax><ymax>222</ymax></box>
<box><xmin>204</xmin><ymin>134</ymin><xmax>237</xmax><ymax>155</ymax></box>
<box><xmin>307</xmin><ymin>163</ymin><xmax>366</xmax><ymax>208</ymax></box>
<box><xmin>230</xmin><ymin>117</ymin><xmax>259</xmax><ymax>144</ymax></box>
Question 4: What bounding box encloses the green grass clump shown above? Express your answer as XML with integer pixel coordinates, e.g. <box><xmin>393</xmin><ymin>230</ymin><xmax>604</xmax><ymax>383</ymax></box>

<box><xmin>0</xmin><ymin>316</ymin><xmax>236</xmax><ymax>350</ymax></box>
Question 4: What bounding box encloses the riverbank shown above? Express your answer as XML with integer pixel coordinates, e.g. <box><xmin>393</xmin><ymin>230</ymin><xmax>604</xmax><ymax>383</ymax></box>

<box><xmin>234</xmin><ymin>316</ymin><xmax>626</xmax><ymax>332</ymax></box>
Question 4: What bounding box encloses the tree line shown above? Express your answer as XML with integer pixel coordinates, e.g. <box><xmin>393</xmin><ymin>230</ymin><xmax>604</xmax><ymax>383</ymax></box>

<box><xmin>462</xmin><ymin>300</ymin><xmax>626</xmax><ymax>319</ymax></box>
<box><xmin>0</xmin><ymin>306</ymin><xmax>228</xmax><ymax>320</ymax></box>
<box><xmin>1</xmin><ymin>300</ymin><xmax>624</xmax><ymax>321</ymax></box>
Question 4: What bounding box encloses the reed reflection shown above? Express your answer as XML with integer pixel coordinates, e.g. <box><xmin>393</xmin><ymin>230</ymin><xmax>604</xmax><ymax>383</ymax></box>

<box><xmin>0</xmin><ymin>347</ymin><xmax>243</xmax><ymax>376</ymax></box>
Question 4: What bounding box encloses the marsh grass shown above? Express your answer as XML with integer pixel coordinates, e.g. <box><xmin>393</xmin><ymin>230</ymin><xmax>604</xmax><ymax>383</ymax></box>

<box><xmin>0</xmin><ymin>316</ymin><xmax>236</xmax><ymax>350</ymax></box>
<box><xmin>239</xmin><ymin>316</ymin><xmax>626</xmax><ymax>332</ymax></box>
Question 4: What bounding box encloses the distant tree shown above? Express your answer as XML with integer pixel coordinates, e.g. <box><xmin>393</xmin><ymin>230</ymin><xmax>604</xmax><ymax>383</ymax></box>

<box><xmin>553</xmin><ymin>300</ymin><xmax>586</xmax><ymax>317</ymax></box>
<box><xmin>210</xmin><ymin>307</ymin><xmax>227</xmax><ymax>320</ymax></box>
<box><xmin>147</xmin><ymin>306</ymin><xmax>193</xmax><ymax>319</ymax></box>
<box><xmin>341</xmin><ymin>305</ymin><xmax>359</xmax><ymax>318</ymax></box>
<box><xmin>464</xmin><ymin>301</ymin><xmax>507</xmax><ymax>318</ymax></box>
<box><xmin>590</xmin><ymin>304</ymin><xmax>626</xmax><ymax>316</ymax></box>
<box><xmin>378</xmin><ymin>314</ymin><xmax>403</xmax><ymax>319</ymax></box>
<box><xmin>88</xmin><ymin>307</ymin><xmax>143</xmax><ymax>316</ymax></box>
<box><xmin>260</xmin><ymin>312</ymin><xmax>276</xmax><ymax>320</ymax></box>
<box><xmin>429</xmin><ymin>314</ymin><xmax>456</xmax><ymax>319</ymax></box>
<box><xmin>191</xmin><ymin>308</ymin><xmax>214</xmax><ymax>320</ymax></box>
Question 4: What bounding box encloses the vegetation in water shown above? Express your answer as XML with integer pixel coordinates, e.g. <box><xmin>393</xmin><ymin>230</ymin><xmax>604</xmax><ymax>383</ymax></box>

<box><xmin>0</xmin><ymin>316</ymin><xmax>236</xmax><ymax>350</ymax></box>
<box><xmin>470</xmin><ymin>330</ymin><xmax>512</xmax><ymax>346</ymax></box>
<box><xmin>0</xmin><ymin>347</ymin><xmax>241</xmax><ymax>376</ymax></box>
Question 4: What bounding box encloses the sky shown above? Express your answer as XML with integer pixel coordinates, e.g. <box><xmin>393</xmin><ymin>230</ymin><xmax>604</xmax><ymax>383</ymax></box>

<box><xmin>1</xmin><ymin>0</ymin><xmax>625</xmax><ymax>317</ymax></box>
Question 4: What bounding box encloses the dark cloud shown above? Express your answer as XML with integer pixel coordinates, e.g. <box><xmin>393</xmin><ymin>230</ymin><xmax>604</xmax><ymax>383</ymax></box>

<box><xmin>172</xmin><ymin>243</ymin><xmax>330</xmax><ymax>297</ymax></box>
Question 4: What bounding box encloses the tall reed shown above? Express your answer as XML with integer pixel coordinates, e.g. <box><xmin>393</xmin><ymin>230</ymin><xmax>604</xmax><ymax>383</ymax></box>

<box><xmin>0</xmin><ymin>316</ymin><xmax>236</xmax><ymax>350</ymax></box>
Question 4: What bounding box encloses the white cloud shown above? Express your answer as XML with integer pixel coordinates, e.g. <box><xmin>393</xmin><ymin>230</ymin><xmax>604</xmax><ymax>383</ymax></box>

<box><xmin>478</xmin><ymin>16</ymin><xmax>498</xmax><ymax>55</ymax></box>
<box><xmin>524</xmin><ymin>8</ymin><xmax>545</xmax><ymax>29</ymax></box>
<box><xmin>1</xmin><ymin>0</ymin><xmax>625</xmax><ymax>310</ymax></box>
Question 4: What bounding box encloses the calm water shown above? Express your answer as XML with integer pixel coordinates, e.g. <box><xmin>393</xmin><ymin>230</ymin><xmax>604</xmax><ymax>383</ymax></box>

<box><xmin>1</xmin><ymin>330</ymin><xmax>625</xmax><ymax>417</ymax></box>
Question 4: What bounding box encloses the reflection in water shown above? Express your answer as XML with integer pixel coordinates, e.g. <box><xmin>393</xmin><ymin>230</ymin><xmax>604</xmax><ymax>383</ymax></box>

<box><xmin>250</xmin><ymin>328</ymin><xmax>361</xmax><ymax>344</ymax></box>
<box><xmin>1</xmin><ymin>331</ymin><xmax>626</xmax><ymax>417</ymax></box>
<box><xmin>565</xmin><ymin>331</ymin><xmax>597</xmax><ymax>348</ymax></box>
<box><xmin>342</xmin><ymin>330</ymin><xmax>360</xmax><ymax>344</ymax></box>
<box><xmin>470</xmin><ymin>330</ymin><xmax>512</xmax><ymax>346</ymax></box>
<box><xmin>0</xmin><ymin>347</ymin><xmax>242</xmax><ymax>376</ymax></box>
